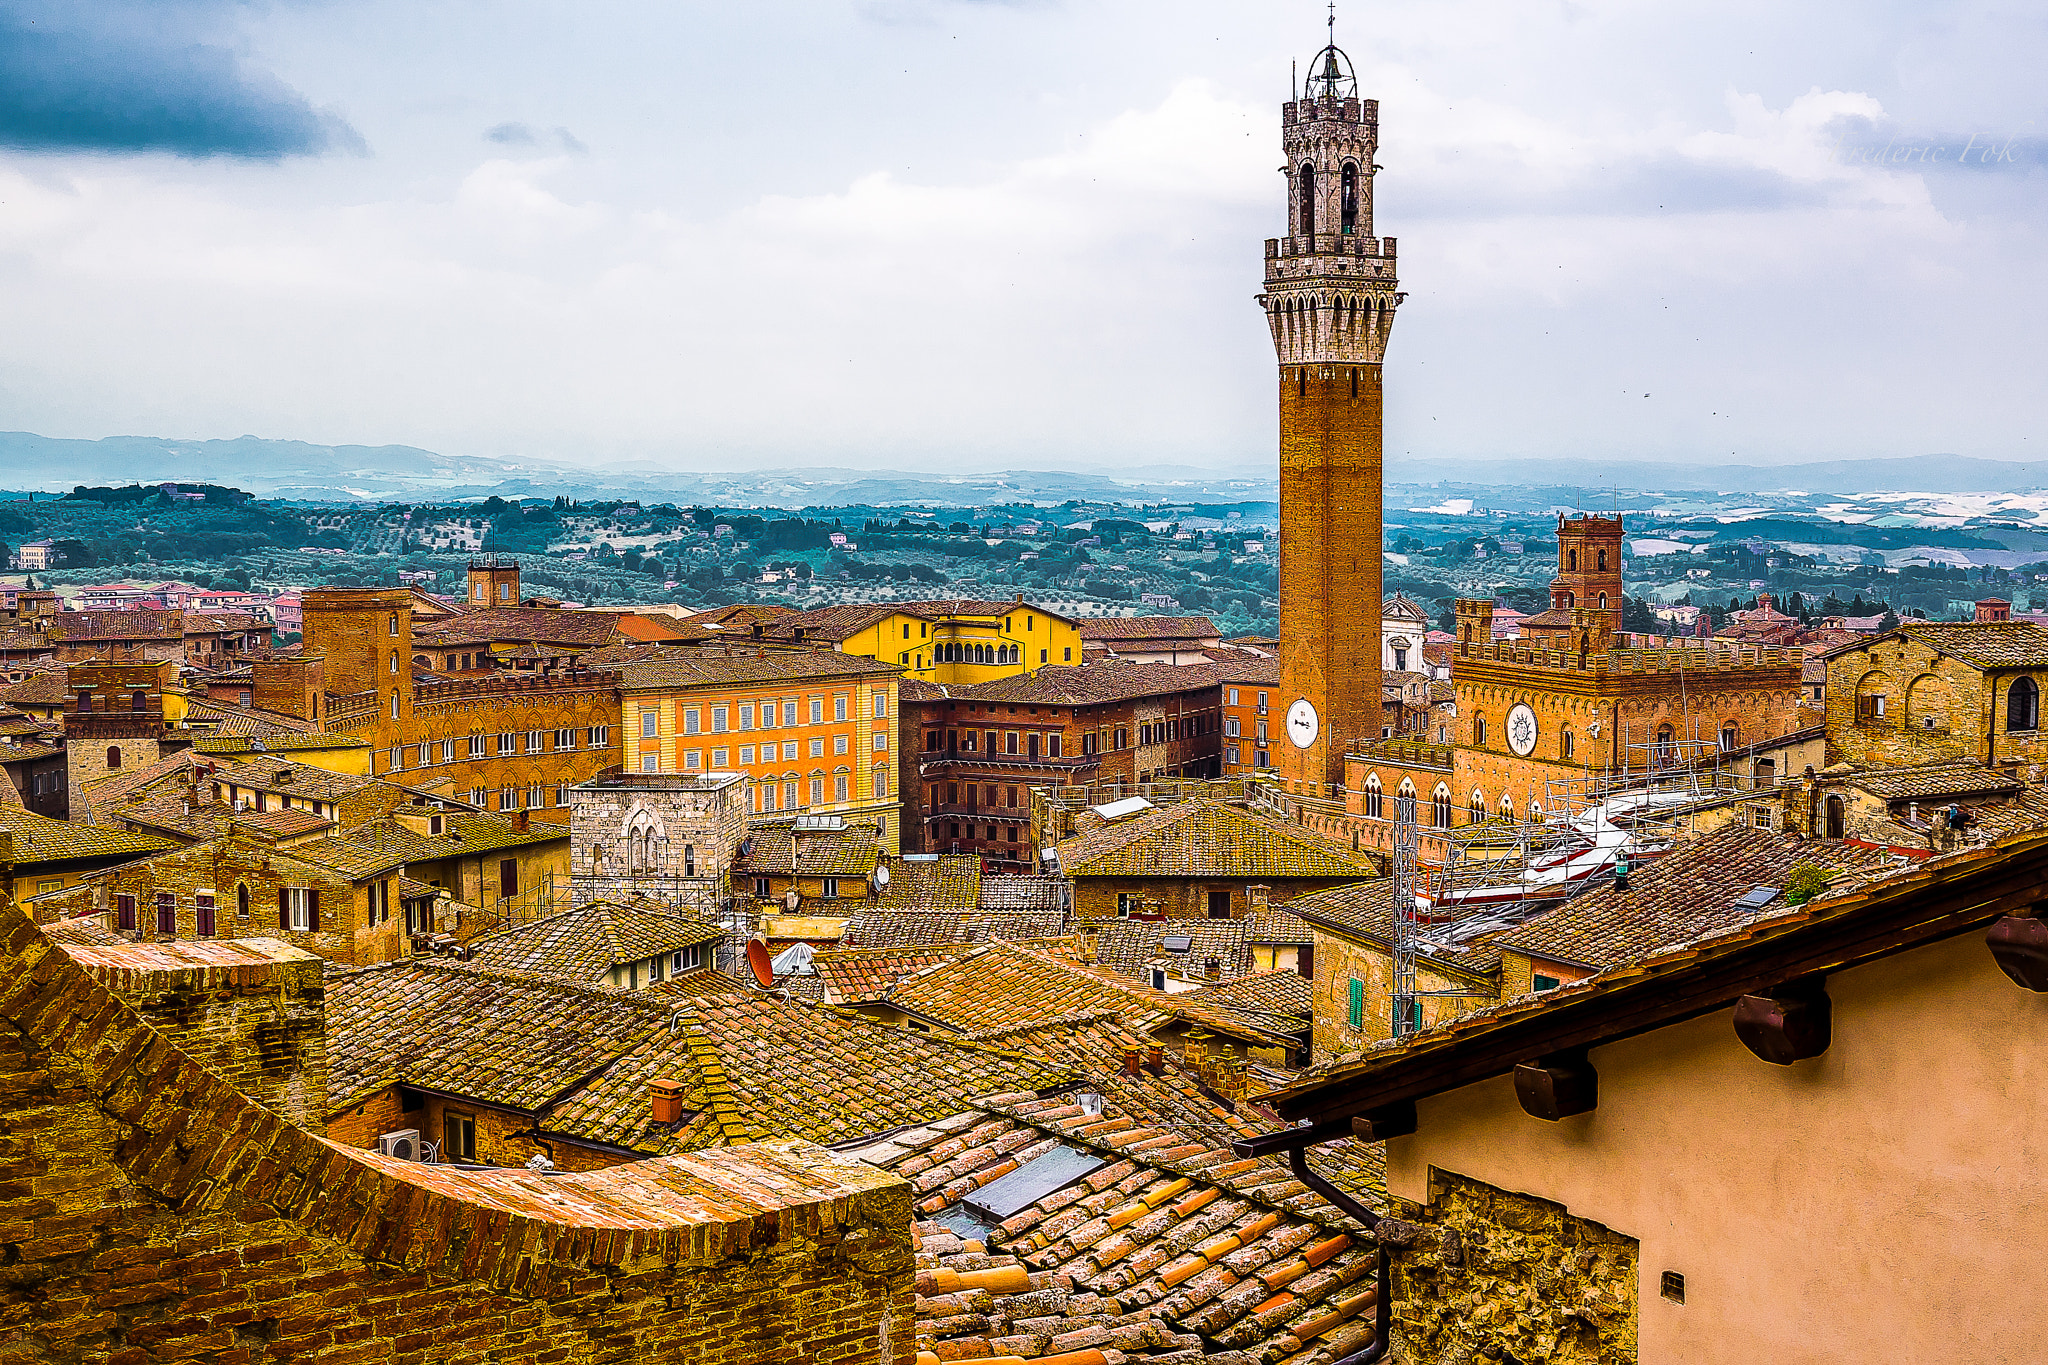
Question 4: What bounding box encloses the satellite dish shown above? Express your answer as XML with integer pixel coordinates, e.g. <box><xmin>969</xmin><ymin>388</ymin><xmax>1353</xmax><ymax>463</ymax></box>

<box><xmin>874</xmin><ymin>865</ymin><xmax>890</xmax><ymax>887</ymax></box>
<box><xmin>783</xmin><ymin>889</ymin><xmax>800</xmax><ymax>912</ymax></box>
<box><xmin>745</xmin><ymin>939</ymin><xmax>775</xmax><ymax>989</ymax></box>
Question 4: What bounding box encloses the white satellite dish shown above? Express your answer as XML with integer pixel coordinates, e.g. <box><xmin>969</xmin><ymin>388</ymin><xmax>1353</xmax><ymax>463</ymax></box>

<box><xmin>874</xmin><ymin>865</ymin><xmax>890</xmax><ymax>887</ymax></box>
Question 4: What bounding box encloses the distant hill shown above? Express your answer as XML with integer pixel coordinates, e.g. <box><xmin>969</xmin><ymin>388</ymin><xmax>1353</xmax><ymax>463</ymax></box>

<box><xmin>2</xmin><ymin>431</ymin><xmax>2039</xmax><ymax>506</ymax></box>
<box><xmin>1385</xmin><ymin>453</ymin><xmax>2048</xmax><ymax>495</ymax></box>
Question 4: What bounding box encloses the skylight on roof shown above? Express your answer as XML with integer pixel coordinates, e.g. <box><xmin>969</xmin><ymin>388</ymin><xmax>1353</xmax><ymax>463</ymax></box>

<box><xmin>1734</xmin><ymin>885</ymin><xmax>1782</xmax><ymax>911</ymax></box>
<box><xmin>1160</xmin><ymin>934</ymin><xmax>1193</xmax><ymax>953</ymax></box>
<box><xmin>963</xmin><ymin>1145</ymin><xmax>1106</xmax><ymax>1220</ymax></box>
<box><xmin>1091</xmin><ymin>796</ymin><xmax>1154</xmax><ymax>821</ymax></box>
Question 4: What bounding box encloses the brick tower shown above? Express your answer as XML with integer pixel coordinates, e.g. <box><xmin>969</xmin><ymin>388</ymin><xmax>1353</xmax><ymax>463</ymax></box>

<box><xmin>1262</xmin><ymin>26</ymin><xmax>1402</xmax><ymax>796</ymax></box>
<box><xmin>1521</xmin><ymin>513</ymin><xmax>1626</xmax><ymax>646</ymax></box>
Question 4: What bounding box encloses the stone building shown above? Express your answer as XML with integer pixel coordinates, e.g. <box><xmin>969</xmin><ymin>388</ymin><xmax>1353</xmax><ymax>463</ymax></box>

<box><xmin>2</xmin><ymin>903</ymin><xmax>914</xmax><ymax>1365</ymax></box>
<box><xmin>1263</xmin><ymin>34</ymin><xmax>1400</xmax><ymax>797</ymax></box>
<box><xmin>756</xmin><ymin>596</ymin><xmax>1084</xmax><ymax>685</ymax></box>
<box><xmin>62</xmin><ymin>658</ymin><xmax>175</xmax><ymax>815</ymax></box>
<box><xmin>1823</xmin><ymin>619</ymin><xmax>2048</xmax><ymax>769</ymax></box>
<box><xmin>1261</xmin><ymin>828</ymin><xmax>2048</xmax><ymax>1365</ymax></box>
<box><xmin>567</xmin><ymin>767</ymin><xmax>748</xmax><ymax>914</ymax></box>
<box><xmin>1338</xmin><ymin>580</ymin><xmax>1806</xmax><ymax>863</ymax></box>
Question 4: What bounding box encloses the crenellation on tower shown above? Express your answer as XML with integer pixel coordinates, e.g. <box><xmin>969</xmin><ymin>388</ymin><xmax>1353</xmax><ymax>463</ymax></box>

<box><xmin>1266</xmin><ymin>29</ymin><xmax>1400</xmax><ymax>796</ymax></box>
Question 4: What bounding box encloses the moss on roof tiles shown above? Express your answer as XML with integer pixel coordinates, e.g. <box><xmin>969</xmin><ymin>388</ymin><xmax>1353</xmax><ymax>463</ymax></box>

<box><xmin>1056</xmin><ymin>798</ymin><xmax>1378</xmax><ymax>881</ymax></box>
<box><xmin>467</xmin><ymin>901</ymin><xmax>727</xmax><ymax>984</ymax></box>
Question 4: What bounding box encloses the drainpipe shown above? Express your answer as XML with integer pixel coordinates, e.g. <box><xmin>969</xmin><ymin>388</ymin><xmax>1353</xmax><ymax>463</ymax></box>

<box><xmin>1287</xmin><ymin>1145</ymin><xmax>1392</xmax><ymax>1364</ymax></box>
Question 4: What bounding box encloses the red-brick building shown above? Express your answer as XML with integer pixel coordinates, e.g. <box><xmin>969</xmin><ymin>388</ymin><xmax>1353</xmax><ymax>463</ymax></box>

<box><xmin>903</xmin><ymin>661</ymin><xmax>1227</xmax><ymax>866</ymax></box>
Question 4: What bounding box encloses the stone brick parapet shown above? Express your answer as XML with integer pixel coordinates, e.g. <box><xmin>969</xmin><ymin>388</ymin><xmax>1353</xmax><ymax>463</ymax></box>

<box><xmin>0</xmin><ymin>898</ymin><xmax>915</xmax><ymax>1362</ymax></box>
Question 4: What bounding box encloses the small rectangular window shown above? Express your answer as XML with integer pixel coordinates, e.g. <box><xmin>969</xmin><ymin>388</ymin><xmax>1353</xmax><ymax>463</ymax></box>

<box><xmin>739</xmin><ymin>704</ymin><xmax>754</xmax><ymax>730</ymax></box>
<box><xmin>810</xmin><ymin>698</ymin><xmax>824</xmax><ymax>724</ymax></box>
<box><xmin>783</xmin><ymin>701</ymin><xmax>798</xmax><ymax>726</ymax></box>
<box><xmin>1534</xmin><ymin>974</ymin><xmax>1561</xmax><ymax>992</ymax></box>
<box><xmin>834</xmin><ymin>695</ymin><xmax>848</xmax><ymax>722</ymax></box>
<box><xmin>834</xmin><ymin>734</ymin><xmax>849</xmax><ymax>755</ymax></box>
<box><xmin>872</xmin><ymin>689</ymin><xmax>887</xmax><ymax>717</ymax></box>
<box><xmin>1347</xmin><ymin>977</ymin><xmax>1364</xmax><ymax>1028</ymax></box>
<box><xmin>683</xmin><ymin>708</ymin><xmax>701</xmax><ymax>735</ymax></box>
<box><xmin>712</xmin><ymin>705</ymin><xmax>729</xmax><ymax>733</ymax></box>
<box><xmin>496</xmin><ymin>732</ymin><xmax>514</xmax><ymax>755</ymax></box>
<box><xmin>641</xmin><ymin>710</ymin><xmax>659</xmax><ymax>738</ymax></box>
<box><xmin>591</xmin><ymin>725</ymin><xmax>609</xmax><ymax>747</ymax></box>
<box><xmin>873</xmin><ymin>732</ymin><xmax>888</xmax><ymax>751</ymax></box>
<box><xmin>1660</xmin><ymin>1271</ymin><xmax>1685</xmax><ymax>1305</ymax></box>
<box><xmin>822</xmin><ymin>877</ymin><xmax>839</xmax><ymax>899</ymax></box>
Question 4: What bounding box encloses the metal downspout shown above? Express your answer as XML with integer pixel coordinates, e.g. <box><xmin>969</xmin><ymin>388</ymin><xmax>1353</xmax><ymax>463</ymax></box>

<box><xmin>1288</xmin><ymin>1145</ymin><xmax>1393</xmax><ymax>1364</ymax></box>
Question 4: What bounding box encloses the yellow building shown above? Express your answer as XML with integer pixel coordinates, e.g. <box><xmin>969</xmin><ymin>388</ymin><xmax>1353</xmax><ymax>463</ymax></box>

<box><xmin>757</xmin><ymin>598</ymin><xmax>1083</xmax><ymax>687</ymax></box>
<box><xmin>617</xmin><ymin>646</ymin><xmax>905</xmax><ymax>850</ymax></box>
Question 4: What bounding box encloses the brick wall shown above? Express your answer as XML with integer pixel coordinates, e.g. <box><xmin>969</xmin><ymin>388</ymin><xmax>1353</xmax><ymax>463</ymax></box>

<box><xmin>62</xmin><ymin>937</ymin><xmax>328</xmax><ymax>1128</ymax></box>
<box><xmin>0</xmin><ymin>901</ymin><xmax>916</xmax><ymax>1364</ymax></box>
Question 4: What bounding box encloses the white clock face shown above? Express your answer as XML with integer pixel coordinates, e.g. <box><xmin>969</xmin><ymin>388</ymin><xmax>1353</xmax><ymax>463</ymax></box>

<box><xmin>1286</xmin><ymin>698</ymin><xmax>1320</xmax><ymax>749</ymax></box>
<box><xmin>1506</xmin><ymin>702</ymin><xmax>1539</xmax><ymax>756</ymax></box>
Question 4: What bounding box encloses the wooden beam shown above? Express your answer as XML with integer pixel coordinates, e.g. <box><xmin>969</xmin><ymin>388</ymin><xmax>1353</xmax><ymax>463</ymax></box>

<box><xmin>1513</xmin><ymin>1050</ymin><xmax>1597</xmax><ymax>1120</ymax></box>
<box><xmin>1732</xmin><ymin>985</ymin><xmax>1830</xmax><ymax>1065</ymax></box>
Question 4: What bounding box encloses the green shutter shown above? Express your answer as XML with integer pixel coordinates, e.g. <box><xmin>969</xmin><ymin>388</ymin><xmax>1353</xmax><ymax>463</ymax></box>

<box><xmin>1347</xmin><ymin>977</ymin><xmax>1364</xmax><ymax>1028</ymax></box>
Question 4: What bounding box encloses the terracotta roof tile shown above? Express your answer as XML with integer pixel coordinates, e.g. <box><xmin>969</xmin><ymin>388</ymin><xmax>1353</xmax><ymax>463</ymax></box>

<box><xmin>1056</xmin><ymin>799</ymin><xmax>1378</xmax><ymax>882</ymax></box>
<box><xmin>1076</xmin><ymin>616</ymin><xmax>1221</xmax><ymax>642</ymax></box>
<box><xmin>466</xmin><ymin>901</ymin><xmax>728</xmax><ymax>985</ymax></box>
<box><xmin>1093</xmin><ymin>918</ymin><xmax>1252</xmax><ymax>978</ymax></box>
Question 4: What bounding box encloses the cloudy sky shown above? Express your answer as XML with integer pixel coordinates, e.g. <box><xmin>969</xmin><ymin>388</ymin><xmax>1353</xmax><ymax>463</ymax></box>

<box><xmin>0</xmin><ymin>0</ymin><xmax>2041</xmax><ymax>475</ymax></box>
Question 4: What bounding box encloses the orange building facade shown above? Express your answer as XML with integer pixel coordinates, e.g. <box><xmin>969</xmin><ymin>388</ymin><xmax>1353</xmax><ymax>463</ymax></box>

<box><xmin>617</xmin><ymin>648</ymin><xmax>904</xmax><ymax>850</ymax></box>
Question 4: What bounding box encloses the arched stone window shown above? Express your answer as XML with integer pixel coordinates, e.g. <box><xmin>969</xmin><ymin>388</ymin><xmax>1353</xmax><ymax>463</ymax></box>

<box><xmin>1562</xmin><ymin>729</ymin><xmax>1575</xmax><ymax>760</ymax></box>
<box><xmin>2011</xmin><ymin>677</ymin><xmax>2041</xmax><ymax>732</ymax></box>
<box><xmin>105</xmin><ymin>746</ymin><xmax>122</xmax><ymax>770</ymax></box>
<box><xmin>1395</xmin><ymin>778</ymin><xmax>1417</xmax><ymax>823</ymax></box>
<box><xmin>1432</xmin><ymin>784</ymin><xmax>1452</xmax><ymax>829</ymax></box>
<box><xmin>1655</xmin><ymin>724</ymin><xmax>1677</xmax><ymax>766</ymax></box>
<box><xmin>1470</xmin><ymin>790</ymin><xmax>1486</xmax><ymax>823</ymax></box>
<box><xmin>1299</xmin><ymin>163</ymin><xmax>1317</xmax><ymax>236</ymax></box>
<box><xmin>1474</xmin><ymin>715</ymin><xmax>1487</xmax><ymax>745</ymax></box>
<box><xmin>1340</xmin><ymin>161</ymin><xmax>1358</xmax><ymax>232</ymax></box>
<box><xmin>1364</xmin><ymin>774</ymin><xmax>1383</xmax><ymax>819</ymax></box>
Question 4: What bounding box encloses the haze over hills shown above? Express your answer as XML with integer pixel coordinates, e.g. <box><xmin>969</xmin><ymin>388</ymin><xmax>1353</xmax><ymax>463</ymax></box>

<box><xmin>4</xmin><ymin>431</ymin><xmax>2045</xmax><ymax>507</ymax></box>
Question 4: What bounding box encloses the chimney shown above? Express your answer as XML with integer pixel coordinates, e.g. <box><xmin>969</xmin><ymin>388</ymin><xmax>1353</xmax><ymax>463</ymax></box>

<box><xmin>1144</xmin><ymin>1045</ymin><xmax>1163</xmax><ymax>1076</ymax></box>
<box><xmin>1122</xmin><ymin>1048</ymin><xmax>1142</xmax><ymax>1076</ymax></box>
<box><xmin>1246</xmin><ymin>883</ymin><xmax>1270</xmax><ymax>912</ymax></box>
<box><xmin>649</xmin><ymin>1078</ymin><xmax>685</xmax><ymax>1125</ymax></box>
<box><xmin>514</xmin><ymin>810</ymin><xmax>530</xmax><ymax>833</ymax></box>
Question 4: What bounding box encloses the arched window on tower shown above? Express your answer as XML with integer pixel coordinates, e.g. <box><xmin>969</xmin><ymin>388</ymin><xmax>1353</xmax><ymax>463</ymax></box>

<box><xmin>1568</xmin><ymin>548</ymin><xmax>1578</xmax><ymax>571</ymax></box>
<box><xmin>1365</xmin><ymin>774</ymin><xmax>1383</xmax><ymax>819</ymax></box>
<box><xmin>1598</xmin><ymin>548</ymin><xmax>1608</xmax><ymax>571</ymax></box>
<box><xmin>1432</xmin><ymin>785</ymin><xmax>1453</xmax><ymax>829</ymax></box>
<box><xmin>105</xmin><ymin>746</ymin><xmax>122</xmax><ymax>770</ymax></box>
<box><xmin>1340</xmin><ymin>162</ymin><xmax>1358</xmax><ymax>234</ymax></box>
<box><xmin>1299</xmin><ymin>163</ymin><xmax>1316</xmax><ymax>236</ymax></box>
<box><xmin>1562</xmin><ymin>729</ymin><xmax>1575</xmax><ymax>760</ymax></box>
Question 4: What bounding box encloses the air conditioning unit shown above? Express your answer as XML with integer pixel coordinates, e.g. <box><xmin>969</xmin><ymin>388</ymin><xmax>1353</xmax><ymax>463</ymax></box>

<box><xmin>377</xmin><ymin>1129</ymin><xmax>421</xmax><ymax>1161</ymax></box>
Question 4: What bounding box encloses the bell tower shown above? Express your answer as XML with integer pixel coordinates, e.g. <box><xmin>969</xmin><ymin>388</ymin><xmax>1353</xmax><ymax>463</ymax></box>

<box><xmin>1262</xmin><ymin>23</ymin><xmax>1402</xmax><ymax>796</ymax></box>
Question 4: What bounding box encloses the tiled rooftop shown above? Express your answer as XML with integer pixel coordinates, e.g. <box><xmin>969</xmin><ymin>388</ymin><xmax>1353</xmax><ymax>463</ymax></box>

<box><xmin>466</xmin><ymin>900</ymin><xmax>728</xmax><ymax>984</ymax></box>
<box><xmin>958</xmin><ymin>661</ymin><xmax>1227</xmax><ymax>708</ymax></box>
<box><xmin>1077</xmin><ymin>615</ymin><xmax>1222</xmax><ymax>641</ymax></box>
<box><xmin>886</xmin><ymin>942</ymin><xmax>1294</xmax><ymax>1049</ymax></box>
<box><xmin>619</xmin><ymin>646</ymin><xmax>901</xmax><ymax>690</ymax></box>
<box><xmin>870</xmin><ymin>854</ymin><xmax>982</xmax><ymax>914</ymax></box>
<box><xmin>1843</xmin><ymin>762</ymin><xmax>2026</xmax><ymax>802</ymax></box>
<box><xmin>0</xmin><ymin>806</ymin><xmax>178</xmax><ymax>866</ymax></box>
<box><xmin>326</xmin><ymin>958</ymin><xmax>1069</xmax><ymax>1156</ymax></box>
<box><xmin>1896</xmin><ymin>620</ymin><xmax>2048</xmax><ymax>667</ymax></box>
<box><xmin>1056</xmin><ymin>799</ymin><xmax>1378</xmax><ymax>882</ymax></box>
<box><xmin>1093</xmin><ymin>918</ymin><xmax>1252</xmax><ymax>979</ymax></box>
<box><xmin>857</xmin><ymin>1087</ymin><xmax>1384</xmax><ymax>1365</ymax></box>
<box><xmin>743</xmin><ymin>817</ymin><xmax>883</xmax><ymax>878</ymax></box>
<box><xmin>811</xmin><ymin>944</ymin><xmax>983</xmax><ymax>1005</ymax></box>
<box><xmin>840</xmin><ymin>908</ymin><xmax>1068</xmax><ymax>950</ymax></box>
<box><xmin>1488</xmin><ymin>823</ymin><xmax>1898</xmax><ymax>973</ymax></box>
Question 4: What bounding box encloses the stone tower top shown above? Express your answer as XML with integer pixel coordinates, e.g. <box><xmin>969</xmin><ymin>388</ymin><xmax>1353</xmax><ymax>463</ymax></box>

<box><xmin>1549</xmin><ymin>513</ymin><xmax>1626</xmax><ymax>615</ymax></box>
<box><xmin>1260</xmin><ymin>21</ymin><xmax>1402</xmax><ymax>368</ymax></box>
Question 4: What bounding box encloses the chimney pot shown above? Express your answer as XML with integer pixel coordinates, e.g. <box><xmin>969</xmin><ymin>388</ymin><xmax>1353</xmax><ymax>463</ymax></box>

<box><xmin>1122</xmin><ymin>1048</ymin><xmax>1141</xmax><ymax>1076</ymax></box>
<box><xmin>649</xmin><ymin>1077</ymin><xmax>685</xmax><ymax>1125</ymax></box>
<box><xmin>514</xmin><ymin>810</ymin><xmax>530</xmax><ymax>832</ymax></box>
<box><xmin>1145</xmin><ymin>1045</ymin><xmax>1164</xmax><ymax>1076</ymax></box>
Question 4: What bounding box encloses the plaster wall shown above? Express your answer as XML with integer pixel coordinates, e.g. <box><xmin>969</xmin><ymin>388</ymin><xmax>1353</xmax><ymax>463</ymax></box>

<box><xmin>1384</xmin><ymin>930</ymin><xmax>2048</xmax><ymax>1364</ymax></box>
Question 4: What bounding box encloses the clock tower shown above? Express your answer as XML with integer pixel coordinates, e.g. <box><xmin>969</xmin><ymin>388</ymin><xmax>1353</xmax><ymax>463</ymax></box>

<box><xmin>1262</xmin><ymin>26</ymin><xmax>1402</xmax><ymax>795</ymax></box>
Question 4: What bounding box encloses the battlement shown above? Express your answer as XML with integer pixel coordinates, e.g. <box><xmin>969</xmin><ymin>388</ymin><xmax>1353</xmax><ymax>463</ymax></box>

<box><xmin>1282</xmin><ymin>96</ymin><xmax>1377</xmax><ymax>127</ymax></box>
<box><xmin>413</xmin><ymin>668</ymin><xmax>614</xmax><ymax>709</ymax></box>
<box><xmin>1266</xmin><ymin>234</ymin><xmax>1394</xmax><ymax>261</ymax></box>
<box><xmin>1458</xmin><ymin>638</ymin><xmax>1804</xmax><ymax>676</ymax></box>
<box><xmin>325</xmin><ymin>689</ymin><xmax>378</xmax><ymax>726</ymax></box>
<box><xmin>1350</xmin><ymin>737</ymin><xmax>1455</xmax><ymax>771</ymax></box>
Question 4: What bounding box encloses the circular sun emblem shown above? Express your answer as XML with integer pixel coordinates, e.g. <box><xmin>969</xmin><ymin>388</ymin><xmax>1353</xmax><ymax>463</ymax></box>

<box><xmin>1506</xmin><ymin>702</ymin><xmax>1539</xmax><ymax>756</ymax></box>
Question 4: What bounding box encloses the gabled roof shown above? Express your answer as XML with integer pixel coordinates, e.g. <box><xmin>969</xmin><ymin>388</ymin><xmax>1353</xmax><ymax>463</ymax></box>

<box><xmin>1076</xmin><ymin>615</ymin><xmax>1221</xmax><ymax>642</ymax></box>
<box><xmin>1188</xmin><ymin>968</ymin><xmax>1314</xmax><ymax>1026</ymax></box>
<box><xmin>1835</xmin><ymin>620</ymin><xmax>2048</xmax><ymax>669</ymax></box>
<box><xmin>1488</xmin><ymin>824</ymin><xmax>1900</xmax><ymax>973</ymax></box>
<box><xmin>1842</xmin><ymin>762</ymin><xmax>2026</xmax><ymax>802</ymax></box>
<box><xmin>48</xmin><ymin>609</ymin><xmax>184</xmax><ymax>640</ymax></box>
<box><xmin>883</xmin><ymin>941</ymin><xmax>1292</xmax><ymax>1048</ymax></box>
<box><xmin>0</xmin><ymin>806</ymin><xmax>178</xmax><ymax>867</ymax></box>
<box><xmin>956</xmin><ymin>661</ymin><xmax>1224</xmax><ymax>708</ymax></box>
<box><xmin>412</xmin><ymin>607</ymin><xmax>624</xmax><ymax>648</ymax></box>
<box><xmin>742</xmin><ymin>818</ymin><xmax>881</xmax><ymax>878</ymax></box>
<box><xmin>868</xmin><ymin>853</ymin><xmax>980</xmax><ymax>914</ymax></box>
<box><xmin>1056</xmin><ymin>799</ymin><xmax>1377</xmax><ymax>882</ymax></box>
<box><xmin>809</xmin><ymin>943</ymin><xmax>982</xmax><ymax>1005</ymax></box>
<box><xmin>1092</xmin><ymin>917</ymin><xmax>1251</xmax><ymax>978</ymax></box>
<box><xmin>838</xmin><ymin>909</ymin><xmax>1065</xmax><ymax>950</ymax></box>
<box><xmin>466</xmin><ymin>901</ymin><xmax>728</xmax><ymax>984</ymax></box>
<box><xmin>325</xmin><ymin>958</ymin><xmax>1069</xmax><ymax>1155</ymax></box>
